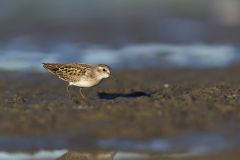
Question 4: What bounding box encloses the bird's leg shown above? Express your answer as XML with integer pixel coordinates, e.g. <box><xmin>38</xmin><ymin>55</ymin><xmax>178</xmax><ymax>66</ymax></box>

<box><xmin>66</xmin><ymin>85</ymin><xmax>71</xmax><ymax>97</ymax></box>
<box><xmin>79</xmin><ymin>88</ymin><xmax>85</xmax><ymax>99</ymax></box>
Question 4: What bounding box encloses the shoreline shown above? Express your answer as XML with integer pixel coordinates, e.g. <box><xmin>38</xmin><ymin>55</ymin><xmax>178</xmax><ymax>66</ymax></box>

<box><xmin>0</xmin><ymin>67</ymin><xmax>240</xmax><ymax>157</ymax></box>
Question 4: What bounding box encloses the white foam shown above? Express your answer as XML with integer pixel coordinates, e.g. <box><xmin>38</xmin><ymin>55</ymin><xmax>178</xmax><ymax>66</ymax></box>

<box><xmin>0</xmin><ymin>150</ymin><xmax>68</xmax><ymax>160</ymax></box>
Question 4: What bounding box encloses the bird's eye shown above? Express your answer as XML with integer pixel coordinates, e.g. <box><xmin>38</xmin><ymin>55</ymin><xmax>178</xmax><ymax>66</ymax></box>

<box><xmin>103</xmin><ymin>68</ymin><xmax>106</xmax><ymax>72</ymax></box>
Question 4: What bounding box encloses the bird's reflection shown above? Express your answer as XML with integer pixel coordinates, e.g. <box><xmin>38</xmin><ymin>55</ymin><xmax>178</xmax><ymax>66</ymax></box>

<box><xmin>57</xmin><ymin>151</ymin><xmax>115</xmax><ymax>160</ymax></box>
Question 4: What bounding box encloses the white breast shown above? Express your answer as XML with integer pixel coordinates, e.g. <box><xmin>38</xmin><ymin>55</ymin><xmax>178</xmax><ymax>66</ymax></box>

<box><xmin>69</xmin><ymin>80</ymin><xmax>100</xmax><ymax>88</ymax></box>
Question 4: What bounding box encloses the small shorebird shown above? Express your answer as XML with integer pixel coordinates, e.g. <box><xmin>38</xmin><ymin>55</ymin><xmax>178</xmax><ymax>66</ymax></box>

<box><xmin>42</xmin><ymin>63</ymin><xmax>111</xmax><ymax>98</ymax></box>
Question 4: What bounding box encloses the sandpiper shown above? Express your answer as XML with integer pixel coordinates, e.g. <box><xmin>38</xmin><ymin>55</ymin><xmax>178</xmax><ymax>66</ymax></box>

<box><xmin>42</xmin><ymin>63</ymin><xmax>111</xmax><ymax>98</ymax></box>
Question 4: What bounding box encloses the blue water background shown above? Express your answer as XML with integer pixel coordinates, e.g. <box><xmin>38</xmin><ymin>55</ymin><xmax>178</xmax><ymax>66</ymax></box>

<box><xmin>0</xmin><ymin>40</ymin><xmax>239</xmax><ymax>71</ymax></box>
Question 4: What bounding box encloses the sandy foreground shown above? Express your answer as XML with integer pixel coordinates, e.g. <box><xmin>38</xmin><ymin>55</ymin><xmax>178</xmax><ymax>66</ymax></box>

<box><xmin>0</xmin><ymin>66</ymin><xmax>240</xmax><ymax>159</ymax></box>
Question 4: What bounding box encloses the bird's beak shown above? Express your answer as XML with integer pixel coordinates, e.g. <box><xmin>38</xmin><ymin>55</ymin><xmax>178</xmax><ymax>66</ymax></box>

<box><xmin>111</xmin><ymin>75</ymin><xmax>115</xmax><ymax>80</ymax></box>
<box><xmin>110</xmin><ymin>74</ymin><xmax>117</xmax><ymax>81</ymax></box>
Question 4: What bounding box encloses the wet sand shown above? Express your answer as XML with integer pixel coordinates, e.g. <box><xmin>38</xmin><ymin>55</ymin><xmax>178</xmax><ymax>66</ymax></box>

<box><xmin>1</xmin><ymin>67</ymin><xmax>240</xmax><ymax>136</ymax></box>
<box><xmin>1</xmin><ymin>66</ymin><xmax>240</xmax><ymax>159</ymax></box>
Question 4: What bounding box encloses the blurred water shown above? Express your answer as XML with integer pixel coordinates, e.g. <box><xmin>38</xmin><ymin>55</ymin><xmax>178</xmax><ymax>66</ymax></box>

<box><xmin>0</xmin><ymin>42</ymin><xmax>239</xmax><ymax>71</ymax></box>
<box><xmin>97</xmin><ymin>132</ymin><xmax>236</xmax><ymax>155</ymax></box>
<box><xmin>0</xmin><ymin>131</ymin><xmax>239</xmax><ymax>160</ymax></box>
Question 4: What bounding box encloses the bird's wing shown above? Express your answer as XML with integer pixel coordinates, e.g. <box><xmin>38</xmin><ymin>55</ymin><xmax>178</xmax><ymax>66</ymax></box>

<box><xmin>42</xmin><ymin>63</ymin><xmax>93</xmax><ymax>82</ymax></box>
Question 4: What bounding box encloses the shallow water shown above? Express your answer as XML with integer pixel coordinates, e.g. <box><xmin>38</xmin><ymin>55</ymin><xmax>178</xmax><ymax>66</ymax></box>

<box><xmin>0</xmin><ymin>131</ymin><xmax>239</xmax><ymax>160</ymax></box>
<box><xmin>0</xmin><ymin>42</ymin><xmax>239</xmax><ymax>71</ymax></box>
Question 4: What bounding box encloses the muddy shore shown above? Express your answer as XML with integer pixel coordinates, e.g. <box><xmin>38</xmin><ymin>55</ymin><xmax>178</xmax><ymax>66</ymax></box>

<box><xmin>1</xmin><ymin>66</ymin><xmax>240</xmax><ymax>158</ymax></box>
<box><xmin>1</xmin><ymin>67</ymin><xmax>240</xmax><ymax>136</ymax></box>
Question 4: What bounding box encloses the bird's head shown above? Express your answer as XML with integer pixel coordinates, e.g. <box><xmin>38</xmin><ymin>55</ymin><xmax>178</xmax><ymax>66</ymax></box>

<box><xmin>95</xmin><ymin>64</ymin><xmax>111</xmax><ymax>79</ymax></box>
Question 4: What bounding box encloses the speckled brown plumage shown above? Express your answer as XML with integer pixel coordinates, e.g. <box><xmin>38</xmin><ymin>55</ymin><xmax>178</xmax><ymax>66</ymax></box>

<box><xmin>42</xmin><ymin>63</ymin><xmax>94</xmax><ymax>82</ymax></box>
<box><xmin>42</xmin><ymin>63</ymin><xmax>111</xmax><ymax>98</ymax></box>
